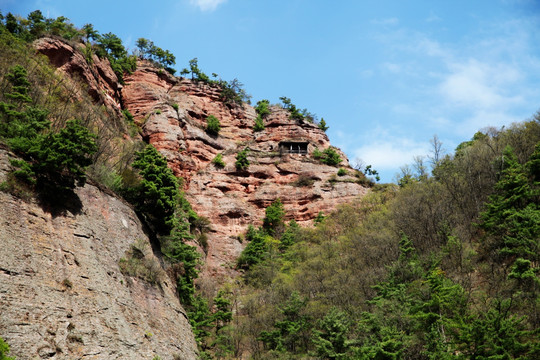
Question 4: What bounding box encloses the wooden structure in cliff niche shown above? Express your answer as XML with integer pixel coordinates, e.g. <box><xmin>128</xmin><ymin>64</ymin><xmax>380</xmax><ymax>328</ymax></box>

<box><xmin>279</xmin><ymin>141</ymin><xmax>309</xmax><ymax>155</ymax></box>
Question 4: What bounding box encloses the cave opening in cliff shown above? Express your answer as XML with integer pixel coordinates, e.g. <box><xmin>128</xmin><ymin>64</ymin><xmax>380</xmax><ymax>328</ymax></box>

<box><xmin>279</xmin><ymin>141</ymin><xmax>308</xmax><ymax>155</ymax></box>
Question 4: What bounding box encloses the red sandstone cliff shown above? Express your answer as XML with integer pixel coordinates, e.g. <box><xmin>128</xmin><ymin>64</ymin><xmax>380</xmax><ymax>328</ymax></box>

<box><xmin>122</xmin><ymin>62</ymin><xmax>368</xmax><ymax>280</ymax></box>
<box><xmin>34</xmin><ymin>39</ymin><xmax>368</xmax><ymax>281</ymax></box>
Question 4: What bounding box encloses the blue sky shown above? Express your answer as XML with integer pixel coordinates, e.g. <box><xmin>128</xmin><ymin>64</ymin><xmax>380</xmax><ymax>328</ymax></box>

<box><xmin>3</xmin><ymin>0</ymin><xmax>540</xmax><ymax>182</ymax></box>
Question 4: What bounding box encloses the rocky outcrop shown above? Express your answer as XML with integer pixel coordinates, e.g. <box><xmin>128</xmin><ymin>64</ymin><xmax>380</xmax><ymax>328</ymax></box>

<box><xmin>34</xmin><ymin>37</ymin><xmax>123</xmax><ymax>118</ymax></box>
<box><xmin>122</xmin><ymin>62</ymin><xmax>369</xmax><ymax>279</ymax></box>
<box><xmin>33</xmin><ymin>37</ymin><xmax>368</xmax><ymax>281</ymax></box>
<box><xmin>0</xmin><ymin>149</ymin><xmax>198</xmax><ymax>360</ymax></box>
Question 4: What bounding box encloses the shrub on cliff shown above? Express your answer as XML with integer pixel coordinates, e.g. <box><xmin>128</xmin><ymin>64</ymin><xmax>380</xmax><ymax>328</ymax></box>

<box><xmin>253</xmin><ymin>116</ymin><xmax>265</xmax><ymax>132</ymax></box>
<box><xmin>31</xmin><ymin>118</ymin><xmax>97</xmax><ymax>191</ymax></box>
<box><xmin>313</xmin><ymin>147</ymin><xmax>341</xmax><ymax>166</ymax></box>
<box><xmin>237</xmin><ymin>225</ymin><xmax>272</xmax><ymax>269</ymax></box>
<box><xmin>212</xmin><ymin>153</ymin><xmax>226</xmax><ymax>168</ymax></box>
<box><xmin>255</xmin><ymin>99</ymin><xmax>271</xmax><ymax>118</ymax></box>
<box><xmin>253</xmin><ymin>99</ymin><xmax>270</xmax><ymax>132</ymax></box>
<box><xmin>205</xmin><ymin>115</ymin><xmax>221</xmax><ymax>136</ymax></box>
<box><xmin>318</xmin><ymin>118</ymin><xmax>329</xmax><ymax>132</ymax></box>
<box><xmin>235</xmin><ymin>148</ymin><xmax>250</xmax><ymax>171</ymax></box>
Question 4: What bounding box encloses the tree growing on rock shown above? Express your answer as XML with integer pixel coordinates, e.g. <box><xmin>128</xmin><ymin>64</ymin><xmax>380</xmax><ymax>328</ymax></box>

<box><xmin>129</xmin><ymin>144</ymin><xmax>179</xmax><ymax>234</ymax></box>
<box><xmin>235</xmin><ymin>148</ymin><xmax>250</xmax><ymax>171</ymax></box>
<box><xmin>205</xmin><ymin>115</ymin><xmax>221</xmax><ymax>136</ymax></box>
<box><xmin>263</xmin><ymin>198</ymin><xmax>285</xmax><ymax>237</ymax></box>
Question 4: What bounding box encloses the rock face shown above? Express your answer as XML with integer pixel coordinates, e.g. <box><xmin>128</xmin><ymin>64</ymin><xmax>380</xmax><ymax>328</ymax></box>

<box><xmin>33</xmin><ymin>37</ymin><xmax>368</xmax><ymax>280</ymax></box>
<box><xmin>122</xmin><ymin>62</ymin><xmax>369</xmax><ymax>279</ymax></box>
<box><xmin>34</xmin><ymin>37</ymin><xmax>123</xmax><ymax>118</ymax></box>
<box><xmin>0</xmin><ymin>149</ymin><xmax>198</xmax><ymax>360</ymax></box>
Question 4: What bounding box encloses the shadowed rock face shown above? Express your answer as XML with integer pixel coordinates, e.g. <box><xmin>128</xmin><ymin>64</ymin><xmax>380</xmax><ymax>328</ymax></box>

<box><xmin>0</xmin><ymin>150</ymin><xmax>198</xmax><ymax>360</ymax></box>
<box><xmin>122</xmin><ymin>62</ymin><xmax>369</xmax><ymax>280</ymax></box>
<box><xmin>34</xmin><ymin>37</ymin><xmax>368</xmax><ymax>281</ymax></box>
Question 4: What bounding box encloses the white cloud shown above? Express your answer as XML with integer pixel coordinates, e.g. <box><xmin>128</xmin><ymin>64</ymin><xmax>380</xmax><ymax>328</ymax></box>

<box><xmin>353</xmin><ymin>139</ymin><xmax>429</xmax><ymax>171</ymax></box>
<box><xmin>439</xmin><ymin>59</ymin><xmax>523</xmax><ymax>110</ymax></box>
<box><xmin>189</xmin><ymin>0</ymin><xmax>227</xmax><ymax>12</ymax></box>
<box><xmin>415</xmin><ymin>37</ymin><xmax>448</xmax><ymax>58</ymax></box>
<box><xmin>426</xmin><ymin>12</ymin><xmax>442</xmax><ymax>23</ymax></box>
<box><xmin>382</xmin><ymin>62</ymin><xmax>402</xmax><ymax>73</ymax></box>
<box><xmin>456</xmin><ymin>110</ymin><xmax>522</xmax><ymax>137</ymax></box>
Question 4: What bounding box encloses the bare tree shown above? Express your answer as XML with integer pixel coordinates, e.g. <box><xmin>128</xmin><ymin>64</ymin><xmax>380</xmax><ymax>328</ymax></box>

<box><xmin>352</xmin><ymin>157</ymin><xmax>365</xmax><ymax>172</ymax></box>
<box><xmin>413</xmin><ymin>155</ymin><xmax>428</xmax><ymax>180</ymax></box>
<box><xmin>428</xmin><ymin>134</ymin><xmax>444</xmax><ymax>168</ymax></box>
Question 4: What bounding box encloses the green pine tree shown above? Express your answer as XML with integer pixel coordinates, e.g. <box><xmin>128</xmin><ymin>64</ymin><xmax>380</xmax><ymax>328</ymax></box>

<box><xmin>312</xmin><ymin>307</ymin><xmax>353</xmax><ymax>359</ymax></box>
<box><xmin>130</xmin><ymin>145</ymin><xmax>179</xmax><ymax>234</ymax></box>
<box><xmin>263</xmin><ymin>198</ymin><xmax>285</xmax><ymax>237</ymax></box>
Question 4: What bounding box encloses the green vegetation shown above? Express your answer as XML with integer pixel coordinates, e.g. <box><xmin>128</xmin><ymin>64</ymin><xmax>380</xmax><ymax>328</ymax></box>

<box><xmin>3</xmin><ymin>9</ymin><xmax>540</xmax><ymax>360</ymax></box>
<box><xmin>94</xmin><ymin>32</ymin><xmax>137</xmax><ymax>82</ymax></box>
<box><xmin>253</xmin><ymin>99</ymin><xmax>270</xmax><ymax>132</ymax></box>
<box><xmin>181</xmin><ymin>58</ymin><xmax>250</xmax><ymax>105</ymax></box>
<box><xmin>119</xmin><ymin>239</ymin><xmax>162</xmax><ymax>285</ymax></box>
<box><xmin>0</xmin><ymin>64</ymin><xmax>97</xmax><ymax>196</ymax></box>
<box><xmin>126</xmin><ymin>145</ymin><xmax>179</xmax><ymax>234</ymax></box>
<box><xmin>253</xmin><ymin>116</ymin><xmax>265</xmax><ymax>132</ymax></box>
<box><xmin>337</xmin><ymin>168</ymin><xmax>347</xmax><ymax>176</ymax></box>
<box><xmin>135</xmin><ymin>37</ymin><xmax>176</xmax><ymax>74</ymax></box>
<box><xmin>318</xmin><ymin>117</ymin><xmax>329</xmax><ymax>132</ymax></box>
<box><xmin>235</xmin><ymin>148</ymin><xmax>250</xmax><ymax>171</ymax></box>
<box><xmin>364</xmin><ymin>164</ymin><xmax>380</xmax><ymax>182</ymax></box>
<box><xmin>0</xmin><ymin>337</ymin><xmax>15</xmax><ymax>360</ymax></box>
<box><xmin>313</xmin><ymin>147</ymin><xmax>342</xmax><ymax>166</ymax></box>
<box><xmin>0</xmin><ymin>10</ymin><xmax>180</xmax><ymax>82</ymax></box>
<box><xmin>212</xmin><ymin>153</ymin><xmax>226</xmax><ymax>168</ymax></box>
<box><xmin>217</xmin><ymin>115</ymin><xmax>540</xmax><ymax>359</ymax></box>
<box><xmin>205</xmin><ymin>115</ymin><xmax>221</xmax><ymax>136</ymax></box>
<box><xmin>262</xmin><ymin>198</ymin><xmax>285</xmax><ymax>237</ymax></box>
<box><xmin>280</xmin><ymin>96</ymin><xmax>319</xmax><ymax>123</ymax></box>
<box><xmin>259</xmin><ymin>291</ymin><xmax>311</xmax><ymax>354</ymax></box>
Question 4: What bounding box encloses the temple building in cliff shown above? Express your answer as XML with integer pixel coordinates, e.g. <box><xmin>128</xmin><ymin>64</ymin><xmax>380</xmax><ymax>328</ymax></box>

<box><xmin>279</xmin><ymin>141</ymin><xmax>309</xmax><ymax>155</ymax></box>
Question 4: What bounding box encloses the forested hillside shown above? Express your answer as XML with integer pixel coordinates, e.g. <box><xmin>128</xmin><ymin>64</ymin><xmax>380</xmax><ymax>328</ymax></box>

<box><xmin>210</xmin><ymin>120</ymin><xmax>540</xmax><ymax>359</ymax></box>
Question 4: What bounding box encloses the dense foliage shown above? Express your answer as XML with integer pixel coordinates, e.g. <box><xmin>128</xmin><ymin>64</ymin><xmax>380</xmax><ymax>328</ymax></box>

<box><xmin>313</xmin><ymin>147</ymin><xmax>342</xmax><ymax>166</ymax></box>
<box><xmin>254</xmin><ymin>99</ymin><xmax>270</xmax><ymax>132</ymax></box>
<box><xmin>0</xmin><ymin>64</ymin><xmax>97</xmax><ymax>195</ymax></box>
<box><xmin>235</xmin><ymin>148</ymin><xmax>250</xmax><ymax>171</ymax></box>
<box><xmin>0</xmin><ymin>10</ymin><xmax>179</xmax><ymax>82</ymax></box>
<box><xmin>3</xmin><ymin>9</ymin><xmax>540</xmax><ymax>360</ymax></box>
<box><xmin>127</xmin><ymin>145</ymin><xmax>180</xmax><ymax>234</ymax></box>
<box><xmin>216</xmin><ymin>115</ymin><xmax>540</xmax><ymax>359</ymax></box>
<box><xmin>0</xmin><ymin>337</ymin><xmax>15</xmax><ymax>360</ymax></box>
<box><xmin>205</xmin><ymin>115</ymin><xmax>221</xmax><ymax>136</ymax></box>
